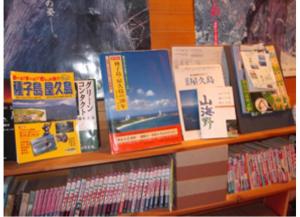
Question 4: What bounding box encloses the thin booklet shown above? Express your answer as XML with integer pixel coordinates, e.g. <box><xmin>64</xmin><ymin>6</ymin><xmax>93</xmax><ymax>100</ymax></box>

<box><xmin>197</xmin><ymin>86</ymin><xmax>238</xmax><ymax>139</ymax></box>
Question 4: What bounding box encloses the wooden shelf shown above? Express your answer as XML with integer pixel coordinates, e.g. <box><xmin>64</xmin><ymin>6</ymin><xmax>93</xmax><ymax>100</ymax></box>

<box><xmin>134</xmin><ymin>180</ymin><xmax>296</xmax><ymax>216</ymax></box>
<box><xmin>4</xmin><ymin>126</ymin><xmax>295</xmax><ymax>176</ymax></box>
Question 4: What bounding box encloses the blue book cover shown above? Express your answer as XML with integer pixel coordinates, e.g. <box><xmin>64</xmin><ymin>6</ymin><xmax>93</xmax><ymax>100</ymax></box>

<box><xmin>99</xmin><ymin>50</ymin><xmax>182</xmax><ymax>154</ymax></box>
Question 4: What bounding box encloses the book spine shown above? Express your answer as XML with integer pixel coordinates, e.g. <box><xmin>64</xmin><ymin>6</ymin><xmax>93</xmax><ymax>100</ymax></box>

<box><xmin>136</xmin><ymin>169</ymin><xmax>145</xmax><ymax>212</ymax></box>
<box><xmin>26</xmin><ymin>190</ymin><xmax>36</xmax><ymax>216</ymax></box>
<box><xmin>140</xmin><ymin>168</ymin><xmax>149</xmax><ymax>212</ymax></box>
<box><xmin>81</xmin><ymin>178</ymin><xmax>90</xmax><ymax>216</ymax></box>
<box><xmin>118</xmin><ymin>173</ymin><xmax>128</xmax><ymax>214</ymax></box>
<box><xmin>55</xmin><ymin>186</ymin><xmax>65</xmax><ymax>216</ymax></box>
<box><xmin>70</xmin><ymin>178</ymin><xmax>82</xmax><ymax>216</ymax></box>
<box><xmin>40</xmin><ymin>188</ymin><xmax>50</xmax><ymax>216</ymax></box>
<box><xmin>92</xmin><ymin>176</ymin><xmax>102</xmax><ymax>216</ymax></box>
<box><xmin>86</xmin><ymin>177</ymin><xmax>96</xmax><ymax>216</ymax></box>
<box><xmin>4</xmin><ymin>194</ymin><xmax>15</xmax><ymax>216</ymax></box>
<box><xmin>74</xmin><ymin>178</ymin><xmax>86</xmax><ymax>216</ymax></box>
<box><xmin>18</xmin><ymin>192</ymin><xmax>29</xmax><ymax>216</ymax></box>
<box><xmin>60</xmin><ymin>179</ymin><xmax>72</xmax><ymax>216</ymax></box>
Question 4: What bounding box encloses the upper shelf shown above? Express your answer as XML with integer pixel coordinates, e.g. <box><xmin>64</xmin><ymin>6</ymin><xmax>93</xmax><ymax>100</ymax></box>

<box><xmin>4</xmin><ymin>126</ymin><xmax>295</xmax><ymax>176</ymax></box>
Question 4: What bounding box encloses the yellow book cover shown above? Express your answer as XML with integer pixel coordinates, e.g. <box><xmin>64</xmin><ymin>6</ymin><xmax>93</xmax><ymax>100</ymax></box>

<box><xmin>10</xmin><ymin>71</ymin><xmax>81</xmax><ymax>164</ymax></box>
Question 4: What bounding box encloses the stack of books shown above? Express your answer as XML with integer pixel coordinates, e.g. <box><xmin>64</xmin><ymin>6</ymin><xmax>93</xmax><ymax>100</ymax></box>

<box><xmin>4</xmin><ymin>156</ymin><xmax>173</xmax><ymax>216</ymax></box>
<box><xmin>227</xmin><ymin>137</ymin><xmax>296</xmax><ymax>193</ymax></box>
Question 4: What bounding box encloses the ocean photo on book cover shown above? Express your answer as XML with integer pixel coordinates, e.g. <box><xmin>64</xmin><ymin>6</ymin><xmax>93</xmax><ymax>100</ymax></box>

<box><xmin>100</xmin><ymin>50</ymin><xmax>182</xmax><ymax>153</ymax></box>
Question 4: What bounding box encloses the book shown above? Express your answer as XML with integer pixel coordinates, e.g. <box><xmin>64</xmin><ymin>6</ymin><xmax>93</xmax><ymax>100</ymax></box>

<box><xmin>237</xmin><ymin>44</ymin><xmax>291</xmax><ymax>115</ymax></box>
<box><xmin>197</xmin><ymin>86</ymin><xmax>238</xmax><ymax>138</ymax></box>
<box><xmin>10</xmin><ymin>71</ymin><xmax>81</xmax><ymax>163</ymax></box>
<box><xmin>224</xmin><ymin>46</ymin><xmax>294</xmax><ymax>133</ymax></box>
<box><xmin>172</xmin><ymin>64</ymin><xmax>225</xmax><ymax>140</ymax></box>
<box><xmin>75</xmin><ymin>79</ymin><xmax>100</xmax><ymax>152</ymax></box>
<box><xmin>100</xmin><ymin>50</ymin><xmax>182</xmax><ymax>154</ymax></box>
<box><xmin>240</xmin><ymin>44</ymin><xmax>277</xmax><ymax>92</ymax></box>
<box><xmin>171</xmin><ymin>46</ymin><xmax>231</xmax><ymax>85</ymax></box>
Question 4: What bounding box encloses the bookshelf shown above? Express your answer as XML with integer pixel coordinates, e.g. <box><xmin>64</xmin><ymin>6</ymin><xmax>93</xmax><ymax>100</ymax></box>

<box><xmin>4</xmin><ymin>126</ymin><xmax>295</xmax><ymax>177</ymax></box>
<box><xmin>135</xmin><ymin>180</ymin><xmax>296</xmax><ymax>216</ymax></box>
<box><xmin>4</xmin><ymin>0</ymin><xmax>296</xmax><ymax>216</ymax></box>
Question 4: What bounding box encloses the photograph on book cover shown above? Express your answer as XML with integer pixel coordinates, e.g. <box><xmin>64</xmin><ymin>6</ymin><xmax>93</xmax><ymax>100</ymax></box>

<box><xmin>100</xmin><ymin>50</ymin><xmax>182</xmax><ymax>153</ymax></box>
<box><xmin>179</xmin><ymin>90</ymin><xmax>200</xmax><ymax>132</ymax></box>
<box><xmin>194</xmin><ymin>0</ymin><xmax>295</xmax><ymax>77</ymax></box>
<box><xmin>4</xmin><ymin>0</ymin><xmax>151</xmax><ymax>99</ymax></box>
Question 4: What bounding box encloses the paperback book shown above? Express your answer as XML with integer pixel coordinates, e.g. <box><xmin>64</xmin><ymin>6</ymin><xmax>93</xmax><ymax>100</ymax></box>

<box><xmin>100</xmin><ymin>50</ymin><xmax>182</xmax><ymax>154</ymax></box>
<box><xmin>232</xmin><ymin>44</ymin><xmax>291</xmax><ymax>116</ymax></box>
<box><xmin>11</xmin><ymin>71</ymin><xmax>81</xmax><ymax>164</ymax></box>
<box><xmin>75</xmin><ymin>79</ymin><xmax>100</xmax><ymax>152</ymax></box>
<box><xmin>197</xmin><ymin>86</ymin><xmax>238</xmax><ymax>138</ymax></box>
<box><xmin>172</xmin><ymin>64</ymin><xmax>225</xmax><ymax>140</ymax></box>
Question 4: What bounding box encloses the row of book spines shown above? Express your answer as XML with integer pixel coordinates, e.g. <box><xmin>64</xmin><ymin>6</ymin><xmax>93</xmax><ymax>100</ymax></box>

<box><xmin>7</xmin><ymin>165</ymin><xmax>171</xmax><ymax>216</ymax></box>
<box><xmin>228</xmin><ymin>143</ymin><xmax>295</xmax><ymax>193</ymax></box>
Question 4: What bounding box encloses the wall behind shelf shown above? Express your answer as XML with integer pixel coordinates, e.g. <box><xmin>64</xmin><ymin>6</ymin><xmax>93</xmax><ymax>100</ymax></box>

<box><xmin>148</xmin><ymin>0</ymin><xmax>296</xmax><ymax>105</ymax></box>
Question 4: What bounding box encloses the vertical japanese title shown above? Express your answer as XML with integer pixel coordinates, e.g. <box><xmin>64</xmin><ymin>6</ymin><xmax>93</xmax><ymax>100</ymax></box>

<box><xmin>199</xmin><ymin>94</ymin><xmax>214</xmax><ymax>129</ymax></box>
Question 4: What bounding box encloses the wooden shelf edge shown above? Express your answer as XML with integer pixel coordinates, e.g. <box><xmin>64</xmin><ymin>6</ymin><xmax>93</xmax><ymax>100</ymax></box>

<box><xmin>134</xmin><ymin>180</ymin><xmax>296</xmax><ymax>216</ymax></box>
<box><xmin>4</xmin><ymin>126</ymin><xmax>295</xmax><ymax>176</ymax></box>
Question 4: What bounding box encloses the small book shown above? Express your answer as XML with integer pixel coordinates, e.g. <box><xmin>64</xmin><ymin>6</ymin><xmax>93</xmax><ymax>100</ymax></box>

<box><xmin>100</xmin><ymin>50</ymin><xmax>182</xmax><ymax>154</ymax></box>
<box><xmin>197</xmin><ymin>86</ymin><xmax>238</xmax><ymax>138</ymax></box>
<box><xmin>10</xmin><ymin>71</ymin><xmax>81</xmax><ymax>164</ymax></box>
<box><xmin>75</xmin><ymin>79</ymin><xmax>100</xmax><ymax>152</ymax></box>
<box><xmin>173</xmin><ymin>64</ymin><xmax>225</xmax><ymax>140</ymax></box>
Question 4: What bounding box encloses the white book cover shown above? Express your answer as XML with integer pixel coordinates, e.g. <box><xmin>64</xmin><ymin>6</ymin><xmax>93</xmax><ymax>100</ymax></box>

<box><xmin>173</xmin><ymin>64</ymin><xmax>225</xmax><ymax>140</ymax></box>
<box><xmin>198</xmin><ymin>86</ymin><xmax>238</xmax><ymax>139</ymax></box>
<box><xmin>171</xmin><ymin>46</ymin><xmax>230</xmax><ymax>85</ymax></box>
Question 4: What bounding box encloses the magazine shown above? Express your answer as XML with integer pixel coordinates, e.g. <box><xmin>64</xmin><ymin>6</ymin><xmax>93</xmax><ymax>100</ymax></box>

<box><xmin>11</xmin><ymin>71</ymin><xmax>81</xmax><ymax>164</ymax></box>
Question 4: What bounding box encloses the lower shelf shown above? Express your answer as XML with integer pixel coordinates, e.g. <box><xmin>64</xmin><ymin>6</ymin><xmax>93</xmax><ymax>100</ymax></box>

<box><xmin>135</xmin><ymin>180</ymin><xmax>296</xmax><ymax>216</ymax></box>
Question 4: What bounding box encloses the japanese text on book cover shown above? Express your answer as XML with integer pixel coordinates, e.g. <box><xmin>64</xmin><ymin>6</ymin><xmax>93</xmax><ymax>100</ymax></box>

<box><xmin>10</xmin><ymin>71</ymin><xmax>81</xmax><ymax>164</ymax></box>
<box><xmin>100</xmin><ymin>50</ymin><xmax>182</xmax><ymax>154</ymax></box>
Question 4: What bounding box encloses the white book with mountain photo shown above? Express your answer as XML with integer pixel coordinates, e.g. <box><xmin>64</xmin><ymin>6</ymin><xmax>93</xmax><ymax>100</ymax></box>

<box><xmin>172</xmin><ymin>64</ymin><xmax>225</xmax><ymax>140</ymax></box>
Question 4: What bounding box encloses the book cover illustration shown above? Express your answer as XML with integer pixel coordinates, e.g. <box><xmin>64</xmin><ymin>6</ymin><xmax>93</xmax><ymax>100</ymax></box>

<box><xmin>172</xmin><ymin>64</ymin><xmax>225</xmax><ymax>140</ymax></box>
<box><xmin>75</xmin><ymin>79</ymin><xmax>99</xmax><ymax>152</ymax></box>
<box><xmin>100</xmin><ymin>50</ymin><xmax>182</xmax><ymax>154</ymax></box>
<box><xmin>197</xmin><ymin>86</ymin><xmax>238</xmax><ymax>139</ymax></box>
<box><xmin>10</xmin><ymin>71</ymin><xmax>81</xmax><ymax>164</ymax></box>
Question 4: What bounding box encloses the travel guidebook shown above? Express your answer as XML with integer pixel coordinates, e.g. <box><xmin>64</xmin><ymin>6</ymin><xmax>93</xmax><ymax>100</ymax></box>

<box><xmin>232</xmin><ymin>44</ymin><xmax>291</xmax><ymax>116</ymax></box>
<box><xmin>75</xmin><ymin>79</ymin><xmax>99</xmax><ymax>152</ymax></box>
<box><xmin>172</xmin><ymin>64</ymin><xmax>225</xmax><ymax>140</ymax></box>
<box><xmin>100</xmin><ymin>50</ymin><xmax>182</xmax><ymax>154</ymax></box>
<box><xmin>11</xmin><ymin>71</ymin><xmax>81</xmax><ymax>164</ymax></box>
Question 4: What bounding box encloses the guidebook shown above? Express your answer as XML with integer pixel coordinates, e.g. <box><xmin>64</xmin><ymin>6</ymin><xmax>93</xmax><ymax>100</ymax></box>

<box><xmin>99</xmin><ymin>50</ymin><xmax>182</xmax><ymax>154</ymax></box>
<box><xmin>172</xmin><ymin>64</ymin><xmax>226</xmax><ymax>140</ymax></box>
<box><xmin>232</xmin><ymin>44</ymin><xmax>291</xmax><ymax>115</ymax></box>
<box><xmin>11</xmin><ymin>71</ymin><xmax>81</xmax><ymax>164</ymax></box>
